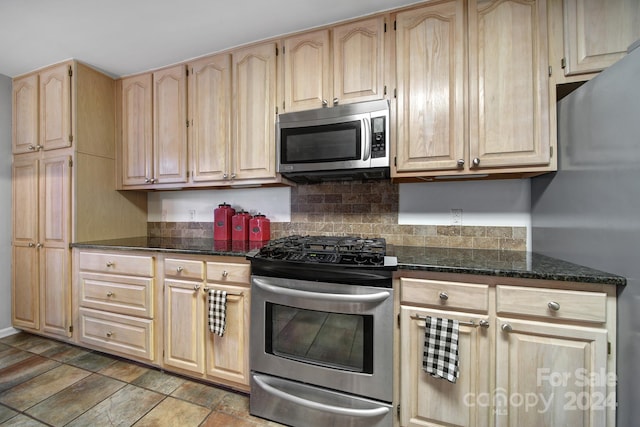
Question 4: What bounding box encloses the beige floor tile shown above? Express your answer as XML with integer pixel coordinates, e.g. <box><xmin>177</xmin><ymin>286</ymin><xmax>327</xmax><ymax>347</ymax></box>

<box><xmin>170</xmin><ymin>380</ymin><xmax>227</xmax><ymax>408</ymax></box>
<box><xmin>66</xmin><ymin>351</ymin><xmax>117</xmax><ymax>372</ymax></box>
<box><xmin>25</xmin><ymin>373</ymin><xmax>125</xmax><ymax>426</ymax></box>
<box><xmin>0</xmin><ymin>356</ymin><xmax>60</xmax><ymax>393</ymax></box>
<box><xmin>131</xmin><ymin>369</ymin><xmax>185</xmax><ymax>395</ymax></box>
<box><xmin>98</xmin><ymin>360</ymin><xmax>151</xmax><ymax>383</ymax></box>
<box><xmin>133</xmin><ymin>396</ymin><xmax>210</xmax><ymax>426</ymax></box>
<box><xmin>39</xmin><ymin>343</ymin><xmax>91</xmax><ymax>363</ymax></box>
<box><xmin>66</xmin><ymin>384</ymin><xmax>164</xmax><ymax>427</ymax></box>
<box><xmin>0</xmin><ymin>412</ymin><xmax>48</xmax><ymax>426</ymax></box>
<box><xmin>0</xmin><ymin>347</ymin><xmax>33</xmax><ymax>370</ymax></box>
<box><xmin>0</xmin><ymin>364</ymin><xmax>90</xmax><ymax>411</ymax></box>
<box><xmin>0</xmin><ymin>403</ymin><xmax>19</xmax><ymax>423</ymax></box>
<box><xmin>201</xmin><ymin>411</ymin><xmax>259</xmax><ymax>427</ymax></box>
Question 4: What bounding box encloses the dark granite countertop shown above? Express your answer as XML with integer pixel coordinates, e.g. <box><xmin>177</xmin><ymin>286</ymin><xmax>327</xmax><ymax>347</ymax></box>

<box><xmin>72</xmin><ymin>237</ymin><xmax>626</xmax><ymax>286</ymax></box>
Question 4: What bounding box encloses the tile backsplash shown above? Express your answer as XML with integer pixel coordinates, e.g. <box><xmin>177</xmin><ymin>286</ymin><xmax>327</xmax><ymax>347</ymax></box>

<box><xmin>149</xmin><ymin>181</ymin><xmax>527</xmax><ymax>251</ymax></box>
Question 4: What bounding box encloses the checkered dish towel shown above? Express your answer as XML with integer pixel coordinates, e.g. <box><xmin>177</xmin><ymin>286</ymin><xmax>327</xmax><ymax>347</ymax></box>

<box><xmin>208</xmin><ymin>289</ymin><xmax>227</xmax><ymax>337</ymax></box>
<box><xmin>422</xmin><ymin>316</ymin><xmax>460</xmax><ymax>383</ymax></box>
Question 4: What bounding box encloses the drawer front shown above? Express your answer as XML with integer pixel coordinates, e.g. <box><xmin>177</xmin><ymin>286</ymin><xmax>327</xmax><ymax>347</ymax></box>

<box><xmin>164</xmin><ymin>258</ymin><xmax>205</xmax><ymax>281</ymax></box>
<box><xmin>400</xmin><ymin>278</ymin><xmax>489</xmax><ymax>313</ymax></box>
<box><xmin>79</xmin><ymin>251</ymin><xmax>154</xmax><ymax>277</ymax></box>
<box><xmin>207</xmin><ymin>261</ymin><xmax>250</xmax><ymax>284</ymax></box>
<box><xmin>78</xmin><ymin>308</ymin><xmax>154</xmax><ymax>361</ymax></box>
<box><xmin>79</xmin><ymin>273</ymin><xmax>153</xmax><ymax>318</ymax></box>
<box><xmin>496</xmin><ymin>285</ymin><xmax>607</xmax><ymax>323</ymax></box>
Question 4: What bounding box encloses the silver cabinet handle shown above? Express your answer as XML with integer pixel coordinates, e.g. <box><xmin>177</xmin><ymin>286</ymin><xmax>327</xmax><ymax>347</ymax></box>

<box><xmin>35</xmin><ymin>243</ymin><xmax>43</xmax><ymax>249</ymax></box>
<box><xmin>439</xmin><ymin>292</ymin><xmax>449</xmax><ymax>301</ymax></box>
<box><xmin>106</xmin><ymin>261</ymin><xmax>114</xmax><ymax>267</ymax></box>
<box><xmin>106</xmin><ymin>291</ymin><xmax>114</xmax><ymax>297</ymax></box>
<box><xmin>176</xmin><ymin>266</ymin><xmax>184</xmax><ymax>273</ymax></box>
<box><xmin>230</xmin><ymin>173</ymin><xmax>236</xmax><ymax>179</ymax></box>
<box><xmin>194</xmin><ymin>284</ymin><xmax>201</xmax><ymax>291</ymax></box>
<box><xmin>457</xmin><ymin>159</ymin><xmax>465</xmax><ymax>168</ymax></box>
<box><xmin>223</xmin><ymin>173</ymin><xmax>229</xmax><ymax>179</ymax></box>
<box><xmin>479</xmin><ymin>319</ymin><xmax>490</xmax><ymax>328</ymax></box>
<box><xmin>28</xmin><ymin>242</ymin><xmax>36</xmax><ymax>247</ymax></box>
<box><xmin>472</xmin><ymin>157</ymin><xmax>480</xmax><ymax>167</ymax></box>
<box><xmin>222</xmin><ymin>270</ymin><xmax>229</xmax><ymax>278</ymax></box>
<box><xmin>548</xmin><ymin>301</ymin><xmax>561</xmax><ymax>311</ymax></box>
<box><xmin>106</xmin><ymin>331</ymin><xmax>113</xmax><ymax>337</ymax></box>
<box><xmin>322</xmin><ymin>99</ymin><xmax>328</xmax><ymax>107</ymax></box>
<box><xmin>333</xmin><ymin>97</ymin><xmax>339</xmax><ymax>106</ymax></box>
<box><xmin>501</xmin><ymin>323</ymin><xmax>513</xmax><ymax>333</ymax></box>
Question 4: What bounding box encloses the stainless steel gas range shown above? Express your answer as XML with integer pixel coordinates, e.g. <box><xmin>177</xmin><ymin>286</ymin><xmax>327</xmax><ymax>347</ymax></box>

<box><xmin>247</xmin><ymin>235</ymin><xmax>397</xmax><ymax>427</ymax></box>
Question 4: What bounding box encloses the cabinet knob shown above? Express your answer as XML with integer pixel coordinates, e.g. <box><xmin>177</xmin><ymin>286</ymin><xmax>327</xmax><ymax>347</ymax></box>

<box><xmin>28</xmin><ymin>242</ymin><xmax>36</xmax><ymax>248</ymax></box>
<box><xmin>106</xmin><ymin>261</ymin><xmax>114</xmax><ymax>267</ymax></box>
<box><xmin>333</xmin><ymin>98</ymin><xmax>339</xmax><ymax>106</ymax></box>
<box><xmin>144</xmin><ymin>177</ymin><xmax>152</xmax><ymax>183</ymax></box>
<box><xmin>439</xmin><ymin>292</ymin><xmax>449</xmax><ymax>301</ymax></box>
<box><xmin>472</xmin><ymin>158</ymin><xmax>480</xmax><ymax>167</ymax></box>
<box><xmin>223</xmin><ymin>173</ymin><xmax>229</xmax><ymax>179</ymax></box>
<box><xmin>194</xmin><ymin>284</ymin><xmax>201</xmax><ymax>292</ymax></box>
<box><xmin>322</xmin><ymin>99</ymin><xmax>328</xmax><ymax>107</ymax></box>
<box><xmin>176</xmin><ymin>266</ymin><xmax>184</xmax><ymax>273</ymax></box>
<box><xmin>501</xmin><ymin>323</ymin><xmax>513</xmax><ymax>333</ymax></box>
<box><xmin>106</xmin><ymin>291</ymin><xmax>114</xmax><ymax>297</ymax></box>
<box><xmin>222</xmin><ymin>270</ymin><xmax>229</xmax><ymax>278</ymax></box>
<box><xmin>548</xmin><ymin>301</ymin><xmax>561</xmax><ymax>311</ymax></box>
<box><xmin>457</xmin><ymin>159</ymin><xmax>465</xmax><ymax>168</ymax></box>
<box><xmin>106</xmin><ymin>331</ymin><xmax>113</xmax><ymax>337</ymax></box>
<box><xmin>230</xmin><ymin>173</ymin><xmax>237</xmax><ymax>179</ymax></box>
<box><xmin>35</xmin><ymin>243</ymin><xmax>43</xmax><ymax>249</ymax></box>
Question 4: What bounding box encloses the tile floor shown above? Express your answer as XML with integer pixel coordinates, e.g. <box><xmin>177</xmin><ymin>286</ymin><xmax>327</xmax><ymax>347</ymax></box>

<box><xmin>0</xmin><ymin>332</ymin><xmax>285</xmax><ymax>426</ymax></box>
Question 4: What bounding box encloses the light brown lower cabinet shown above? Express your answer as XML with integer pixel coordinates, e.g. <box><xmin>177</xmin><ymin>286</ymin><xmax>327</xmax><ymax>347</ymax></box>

<box><xmin>398</xmin><ymin>275</ymin><xmax>616</xmax><ymax>427</ymax></box>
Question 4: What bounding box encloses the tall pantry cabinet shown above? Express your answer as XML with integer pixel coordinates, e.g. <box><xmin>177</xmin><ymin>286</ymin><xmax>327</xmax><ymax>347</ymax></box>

<box><xmin>11</xmin><ymin>61</ymin><xmax>147</xmax><ymax>340</ymax></box>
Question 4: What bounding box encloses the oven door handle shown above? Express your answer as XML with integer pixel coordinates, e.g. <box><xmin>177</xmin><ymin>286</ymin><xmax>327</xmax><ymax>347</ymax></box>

<box><xmin>253</xmin><ymin>278</ymin><xmax>391</xmax><ymax>303</ymax></box>
<box><xmin>253</xmin><ymin>375</ymin><xmax>390</xmax><ymax>418</ymax></box>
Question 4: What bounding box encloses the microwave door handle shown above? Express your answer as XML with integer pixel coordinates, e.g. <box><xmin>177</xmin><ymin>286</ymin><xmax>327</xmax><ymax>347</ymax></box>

<box><xmin>362</xmin><ymin>117</ymin><xmax>371</xmax><ymax>161</ymax></box>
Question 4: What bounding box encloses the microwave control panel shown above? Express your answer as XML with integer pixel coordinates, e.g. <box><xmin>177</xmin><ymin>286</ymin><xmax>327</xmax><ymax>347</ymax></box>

<box><xmin>371</xmin><ymin>116</ymin><xmax>386</xmax><ymax>158</ymax></box>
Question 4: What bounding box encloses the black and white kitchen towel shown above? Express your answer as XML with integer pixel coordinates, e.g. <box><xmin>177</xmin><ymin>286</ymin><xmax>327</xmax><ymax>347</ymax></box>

<box><xmin>208</xmin><ymin>289</ymin><xmax>227</xmax><ymax>337</ymax></box>
<box><xmin>422</xmin><ymin>316</ymin><xmax>460</xmax><ymax>383</ymax></box>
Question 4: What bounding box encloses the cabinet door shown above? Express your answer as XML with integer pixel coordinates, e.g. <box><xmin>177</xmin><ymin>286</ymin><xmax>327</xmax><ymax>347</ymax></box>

<box><xmin>11</xmin><ymin>157</ymin><xmax>40</xmax><ymax>330</ymax></box>
<box><xmin>189</xmin><ymin>55</ymin><xmax>232</xmax><ymax>183</ymax></box>
<box><xmin>205</xmin><ymin>284</ymin><xmax>250</xmax><ymax>386</ymax></box>
<box><xmin>232</xmin><ymin>42</ymin><xmax>277</xmax><ymax>180</ymax></box>
<box><xmin>495</xmin><ymin>318</ymin><xmax>610</xmax><ymax>427</ymax></box>
<box><xmin>40</xmin><ymin>154</ymin><xmax>71</xmax><ymax>338</ymax></box>
<box><xmin>153</xmin><ymin>65</ymin><xmax>188</xmax><ymax>185</ymax></box>
<box><xmin>164</xmin><ymin>279</ymin><xmax>204</xmax><ymax>373</ymax></box>
<box><xmin>468</xmin><ymin>0</ymin><xmax>551</xmax><ymax>169</ymax></box>
<box><xmin>395</xmin><ymin>1</ymin><xmax>466</xmax><ymax>173</ymax></box>
<box><xmin>563</xmin><ymin>0</ymin><xmax>640</xmax><ymax>76</ymax></box>
<box><xmin>333</xmin><ymin>17</ymin><xmax>386</xmax><ymax>105</ymax></box>
<box><xmin>12</xmin><ymin>74</ymin><xmax>39</xmax><ymax>154</ymax></box>
<box><xmin>400</xmin><ymin>306</ymin><xmax>491</xmax><ymax>427</ymax></box>
<box><xmin>282</xmin><ymin>29</ymin><xmax>331</xmax><ymax>112</ymax></box>
<box><xmin>121</xmin><ymin>74</ymin><xmax>153</xmax><ymax>186</ymax></box>
<box><xmin>39</xmin><ymin>63</ymin><xmax>72</xmax><ymax>151</ymax></box>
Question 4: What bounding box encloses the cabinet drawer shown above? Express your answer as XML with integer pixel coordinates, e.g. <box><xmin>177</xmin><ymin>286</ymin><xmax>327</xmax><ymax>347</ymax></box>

<box><xmin>496</xmin><ymin>285</ymin><xmax>607</xmax><ymax>323</ymax></box>
<box><xmin>79</xmin><ymin>251</ymin><xmax>154</xmax><ymax>277</ymax></box>
<box><xmin>79</xmin><ymin>273</ymin><xmax>153</xmax><ymax>318</ymax></box>
<box><xmin>207</xmin><ymin>261</ymin><xmax>250</xmax><ymax>284</ymax></box>
<box><xmin>400</xmin><ymin>278</ymin><xmax>489</xmax><ymax>313</ymax></box>
<box><xmin>164</xmin><ymin>258</ymin><xmax>205</xmax><ymax>281</ymax></box>
<box><xmin>78</xmin><ymin>308</ymin><xmax>154</xmax><ymax>361</ymax></box>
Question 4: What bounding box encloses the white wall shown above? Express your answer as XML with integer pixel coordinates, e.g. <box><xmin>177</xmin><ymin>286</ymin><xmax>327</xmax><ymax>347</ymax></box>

<box><xmin>0</xmin><ymin>74</ymin><xmax>13</xmax><ymax>331</ymax></box>
<box><xmin>148</xmin><ymin>187</ymin><xmax>291</xmax><ymax>222</ymax></box>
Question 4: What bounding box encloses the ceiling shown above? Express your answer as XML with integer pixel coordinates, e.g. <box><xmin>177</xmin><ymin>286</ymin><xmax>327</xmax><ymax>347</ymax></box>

<box><xmin>0</xmin><ymin>0</ymin><xmax>420</xmax><ymax>79</ymax></box>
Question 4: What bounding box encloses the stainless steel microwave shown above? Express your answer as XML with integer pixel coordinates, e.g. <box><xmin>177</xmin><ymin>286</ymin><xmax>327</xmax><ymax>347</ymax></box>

<box><xmin>277</xmin><ymin>99</ymin><xmax>390</xmax><ymax>183</ymax></box>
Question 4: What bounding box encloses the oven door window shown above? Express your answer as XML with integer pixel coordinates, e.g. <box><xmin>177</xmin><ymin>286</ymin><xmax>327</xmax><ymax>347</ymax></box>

<box><xmin>266</xmin><ymin>303</ymin><xmax>373</xmax><ymax>373</ymax></box>
<box><xmin>280</xmin><ymin>120</ymin><xmax>361</xmax><ymax>163</ymax></box>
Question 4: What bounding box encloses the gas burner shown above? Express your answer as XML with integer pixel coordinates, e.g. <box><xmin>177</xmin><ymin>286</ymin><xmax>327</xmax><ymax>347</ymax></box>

<box><xmin>256</xmin><ymin>235</ymin><xmax>388</xmax><ymax>266</ymax></box>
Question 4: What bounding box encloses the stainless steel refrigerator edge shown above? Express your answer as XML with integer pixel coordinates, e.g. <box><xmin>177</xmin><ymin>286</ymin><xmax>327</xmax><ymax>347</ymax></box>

<box><xmin>531</xmin><ymin>40</ymin><xmax>640</xmax><ymax>426</ymax></box>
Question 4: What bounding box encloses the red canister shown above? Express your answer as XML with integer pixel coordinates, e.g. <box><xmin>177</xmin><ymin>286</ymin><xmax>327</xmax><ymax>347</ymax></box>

<box><xmin>249</xmin><ymin>213</ymin><xmax>271</xmax><ymax>241</ymax></box>
<box><xmin>231</xmin><ymin>210</ymin><xmax>252</xmax><ymax>241</ymax></box>
<box><xmin>214</xmin><ymin>203</ymin><xmax>235</xmax><ymax>241</ymax></box>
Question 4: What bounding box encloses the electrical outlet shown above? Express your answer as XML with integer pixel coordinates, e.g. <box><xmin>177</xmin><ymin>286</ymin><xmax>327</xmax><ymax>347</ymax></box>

<box><xmin>189</xmin><ymin>209</ymin><xmax>196</xmax><ymax>221</ymax></box>
<box><xmin>451</xmin><ymin>209</ymin><xmax>462</xmax><ymax>225</ymax></box>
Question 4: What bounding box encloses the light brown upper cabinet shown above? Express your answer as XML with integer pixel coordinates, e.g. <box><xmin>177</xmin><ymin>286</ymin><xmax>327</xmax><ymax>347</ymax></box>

<box><xmin>120</xmin><ymin>65</ymin><xmax>188</xmax><ymax>188</ymax></box>
<box><xmin>231</xmin><ymin>42</ymin><xmax>278</xmax><ymax>181</ymax></box>
<box><xmin>394</xmin><ymin>0</ymin><xmax>554</xmax><ymax>179</ymax></box>
<box><xmin>12</xmin><ymin>63</ymin><xmax>73</xmax><ymax>154</ymax></box>
<box><xmin>281</xmin><ymin>16</ymin><xmax>386</xmax><ymax>112</ymax></box>
<box><xmin>562</xmin><ymin>0</ymin><xmax>640</xmax><ymax>77</ymax></box>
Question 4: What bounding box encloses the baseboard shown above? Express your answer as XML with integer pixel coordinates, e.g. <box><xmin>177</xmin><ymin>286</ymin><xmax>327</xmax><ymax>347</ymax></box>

<box><xmin>0</xmin><ymin>326</ymin><xmax>20</xmax><ymax>338</ymax></box>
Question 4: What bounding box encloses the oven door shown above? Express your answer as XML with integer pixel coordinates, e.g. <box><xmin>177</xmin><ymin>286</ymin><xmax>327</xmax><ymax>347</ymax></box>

<box><xmin>250</xmin><ymin>274</ymin><xmax>394</xmax><ymax>403</ymax></box>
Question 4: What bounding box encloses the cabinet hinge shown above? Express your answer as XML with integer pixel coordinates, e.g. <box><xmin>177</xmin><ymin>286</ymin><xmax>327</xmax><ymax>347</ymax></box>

<box><xmin>561</xmin><ymin>57</ymin><xmax>566</xmax><ymax>69</ymax></box>
<box><xmin>275</xmin><ymin>106</ymin><xmax>279</xmax><ymax>115</ymax></box>
<box><xmin>186</xmin><ymin>120</ymin><xmax>189</xmax><ymax>128</ymax></box>
<box><xmin>397</xmin><ymin>313</ymin><xmax>400</xmax><ymax>327</ymax></box>
<box><xmin>608</xmin><ymin>341</ymin><xmax>611</xmax><ymax>355</ymax></box>
<box><xmin>276</xmin><ymin>46</ymin><xmax>279</xmax><ymax>56</ymax></box>
<box><xmin>186</xmin><ymin>67</ymin><xmax>189</xmax><ymax>77</ymax></box>
<box><xmin>384</xmin><ymin>22</ymin><xmax>387</xmax><ymax>32</ymax></box>
<box><xmin>548</xmin><ymin>65</ymin><xmax>552</xmax><ymax>77</ymax></box>
<box><xmin>68</xmin><ymin>65</ymin><xmax>73</xmax><ymax>77</ymax></box>
<box><xmin>394</xmin><ymin>156</ymin><xmax>397</xmax><ymax>167</ymax></box>
<box><xmin>384</xmin><ymin>85</ymin><xmax>387</xmax><ymax>96</ymax></box>
<box><xmin>69</xmin><ymin>134</ymin><xmax>73</xmax><ymax>143</ymax></box>
<box><xmin>394</xmin><ymin>20</ymin><xmax>397</xmax><ymax>31</ymax></box>
<box><xmin>186</xmin><ymin>171</ymin><xmax>190</xmax><ymax>178</ymax></box>
<box><xmin>394</xmin><ymin>88</ymin><xmax>397</xmax><ymax>98</ymax></box>
<box><xmin>68</xmin><ymin>325</ymin><xmax>73</xmax><ymax>333</ymax></box>
<box><xmin>550</xmin><ymin>146</ymin><xmax>553</xmax><ymax>158</ymax></box>
<box><xmin>69</xmin><ymin>158</ymin><xmax>73</xmax><ymax>168</ymax></box>
<box><xmin>397</xmin><ymin>404</ymin><xmax>401</xmax><ymax>418</ymax></box>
